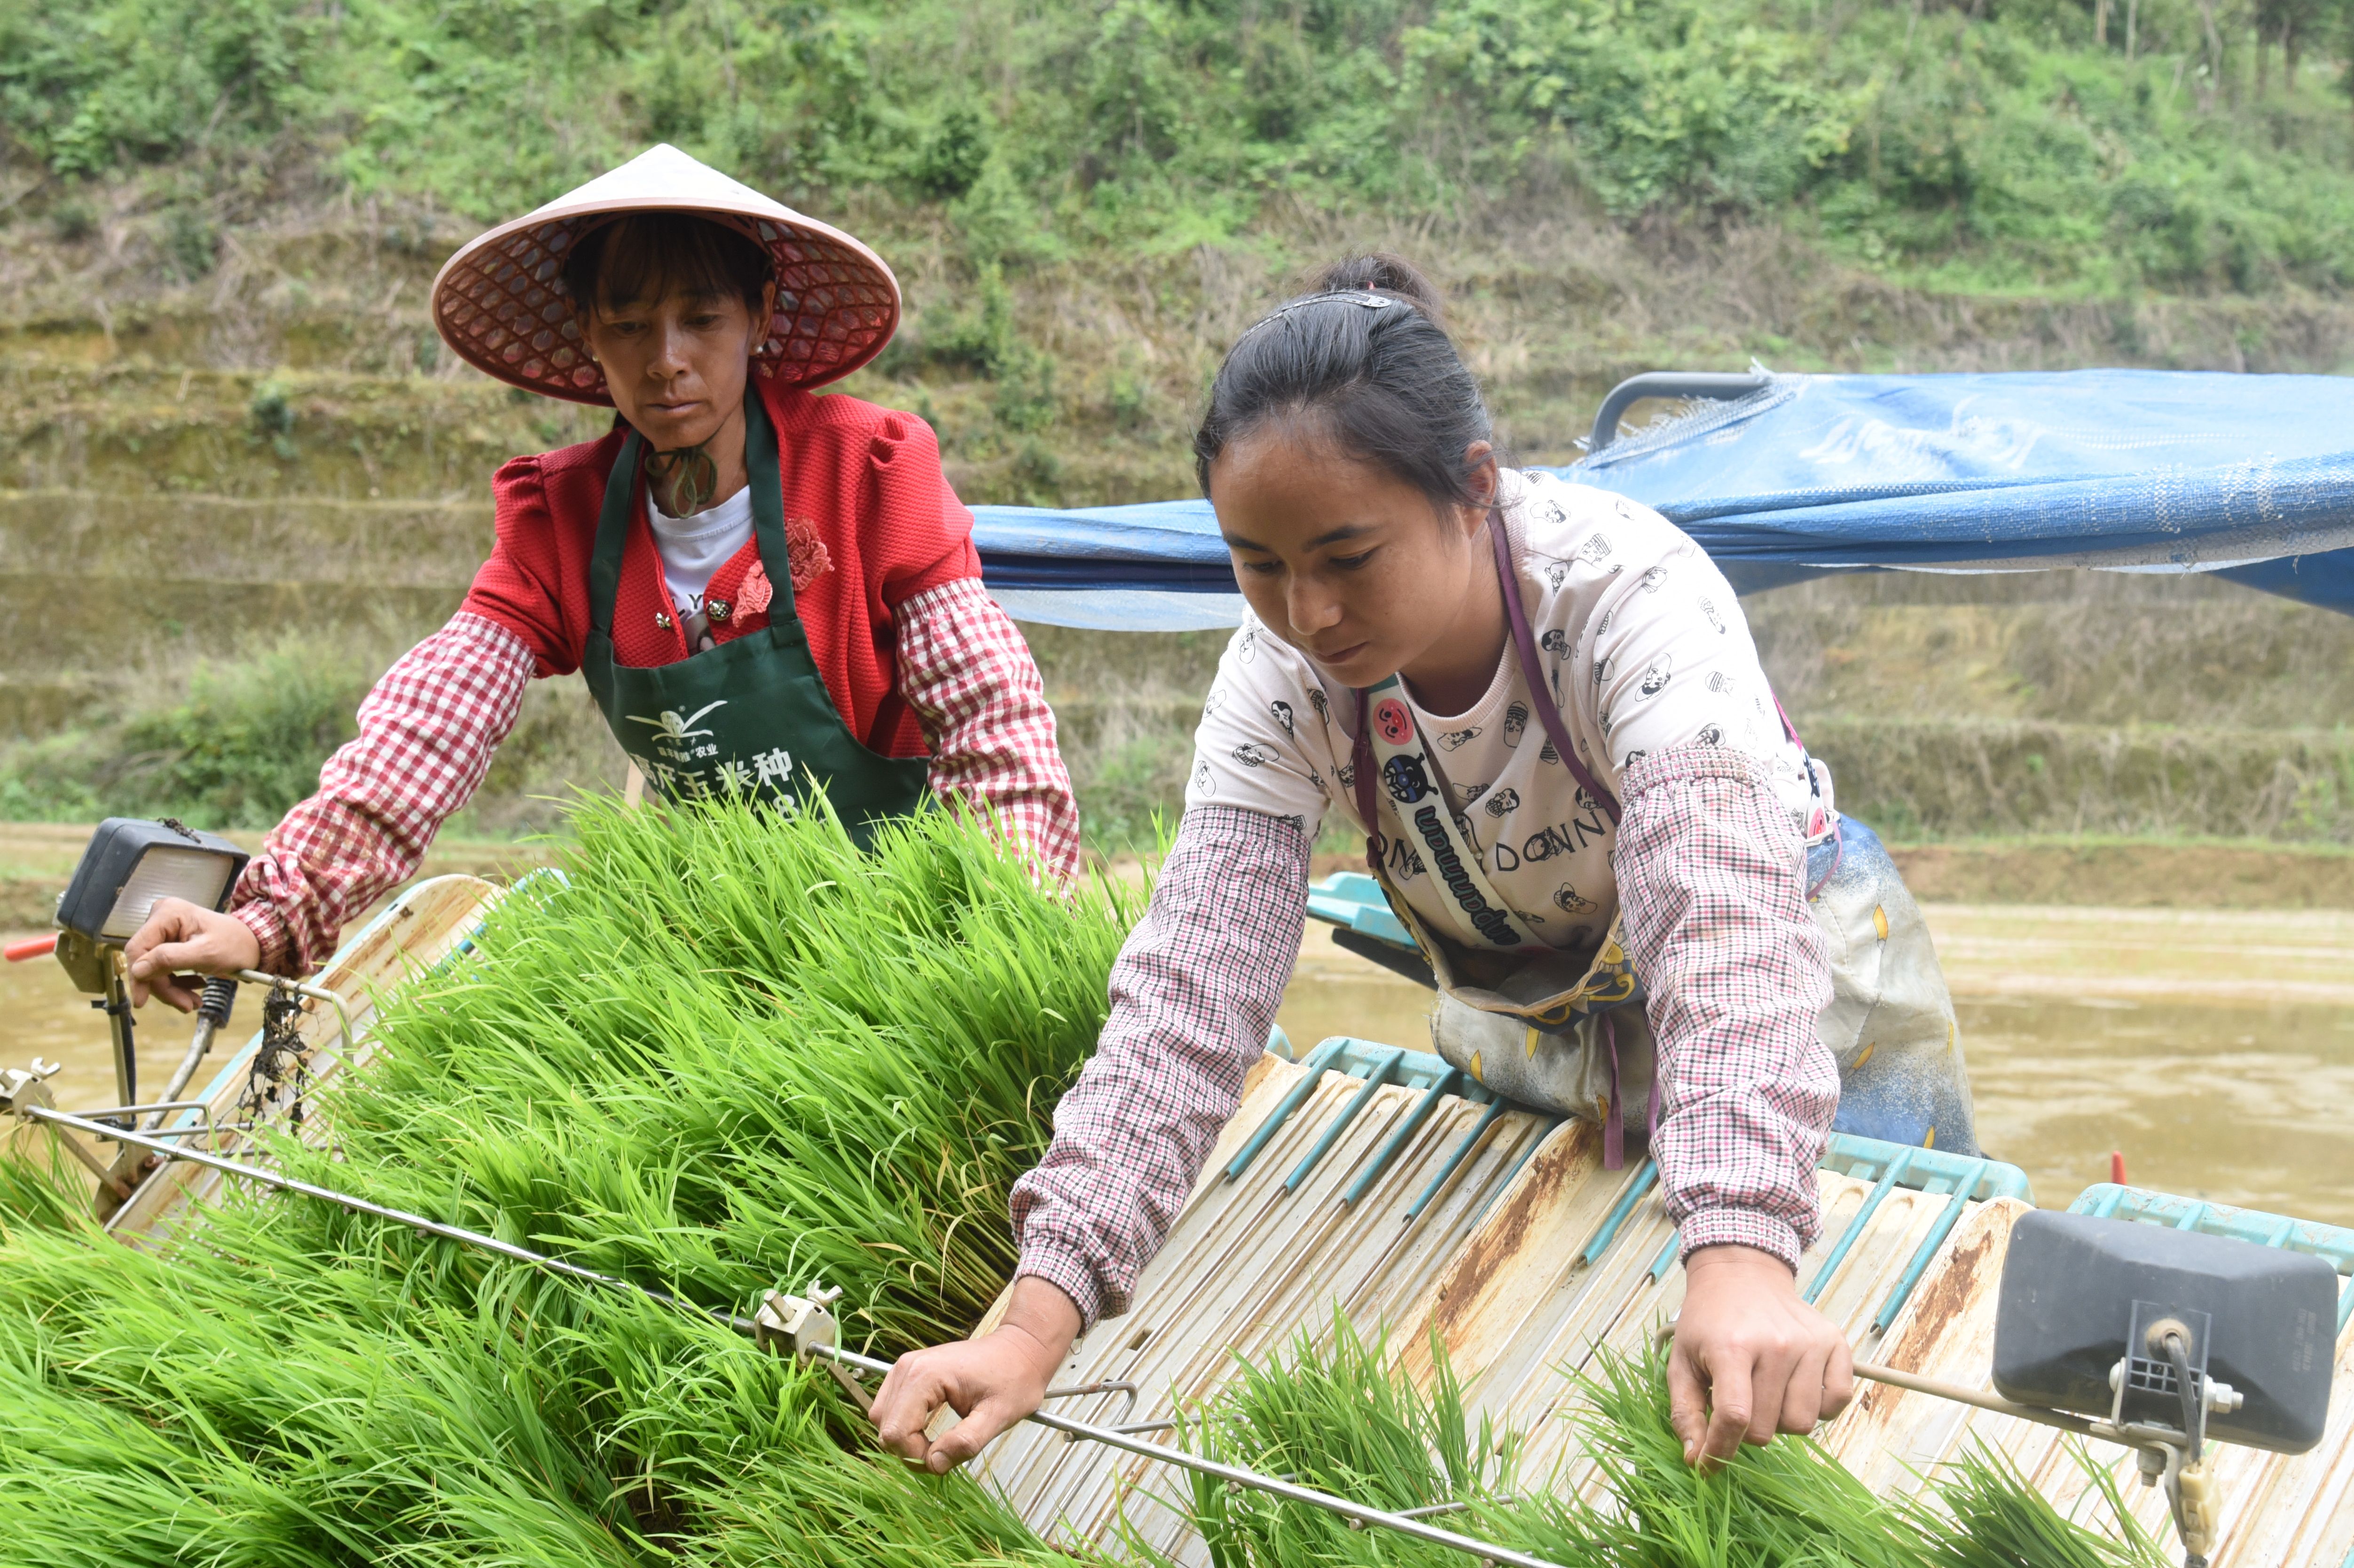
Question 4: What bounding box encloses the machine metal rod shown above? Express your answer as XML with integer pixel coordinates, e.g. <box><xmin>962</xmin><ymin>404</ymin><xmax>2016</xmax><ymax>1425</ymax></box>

<box><xmin>807</xmin><ymin>1335</ymin><xmax>1569</xmax><ymax>1568</ymax></box>
<box><xmin>1804</xmin><ymin>1148</ymin><xmax>1912</xmax><ymax>1304</ymax></box>
<box><xmin>1344</xmin><ymin>1066</ymin><xmax>1460</xmax><ymax>1208</ymax></box>
<box><xmin>1579</xmin><ymin>1157</ymin><xmax>1658</xmax><ymax>1266</ymax></box>
<box><xmin>1851</xmin><ymin>1358</ymin><xmax>2103</xmax><ymax>1439</ymax></box>
<box><xmin>102</xmin><ymin>971</ymin><xmax>138</xmax><ymax>1114</ymax></box>
<box><xmin>1849</xmin><ymin>1359</ymin><xmax>2192</xmax><ymax>1460</ymax></box>
<box><xmin>1283</xmin><ymin>1047</ymin><xmax>1401</xmax><ymax>1193</ymax></box>
<box><xmin>151</xmin><ymin>1020</ymin><xmax>222</xmax><ymax>1129</ymax></box>
<box><xmin>1587</xmin><ymin>371</ymin><xmax>1771</xmax><ymax>452</ymax></box>
<box><xmin>75</xmin><ymin>1100</ymin><xmax>213</xmax><ymax>1124</ymax></box>
<box><xmin>26</xmin><ymin>1104</ymin><xmax>1565</xmax><ymax>1568</ymax></box>
<box><xmin>1224</xmin><ymin>1037</ymin><xmax>1345</xmax><ymax>1183</ymax></box>
<box><xmin>1650</xmin><ymin>1319</ymin><xmax>2145</xmax><ymax>1450</ymax></box>
<box><xmin>19</xmin><ymin>1105</ymin><xmax>757</xmax><ymax>1334</ymax></box>
<box><xmin>27</xmin><ymin>1097</ymin><xmax>2196</xmax><ymax>1567</ymax></box>
<box><xmin>1403</xmin><ymin>1098</ymin><xmax>1507</xmax><ymax>1222</ymax></box>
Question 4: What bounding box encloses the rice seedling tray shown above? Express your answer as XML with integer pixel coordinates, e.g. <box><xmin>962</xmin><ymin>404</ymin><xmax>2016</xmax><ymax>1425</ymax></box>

<box><xmin>969</xmin><ymin>1043</ymin><xmax>2354</xmax><ymax>1568</ymax></box>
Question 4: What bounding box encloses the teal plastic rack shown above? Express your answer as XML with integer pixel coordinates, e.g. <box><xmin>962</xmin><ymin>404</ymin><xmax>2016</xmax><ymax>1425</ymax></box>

<box><xmin>2071</xmin><ymin>1183</ymin><xmax>2354</xmax><ymax>1333</ymax></box>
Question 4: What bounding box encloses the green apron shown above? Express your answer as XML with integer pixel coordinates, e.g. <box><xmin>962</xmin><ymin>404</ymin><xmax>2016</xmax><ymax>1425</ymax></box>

<box><xmin>583</xmin><ymin>389</ymin><xmax>930</xmax><ymax>846</ymax></box>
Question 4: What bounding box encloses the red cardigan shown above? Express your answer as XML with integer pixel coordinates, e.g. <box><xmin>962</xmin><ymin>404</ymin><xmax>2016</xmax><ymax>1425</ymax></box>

<box><xmin>459</xmin><ymin>378</ymin><xmax>981</xmax><ymax>758</ymax></box>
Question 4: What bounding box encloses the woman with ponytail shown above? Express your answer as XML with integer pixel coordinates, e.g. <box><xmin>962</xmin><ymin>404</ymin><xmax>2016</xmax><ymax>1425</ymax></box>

<box><xmin>874</xmin><ymin>253</ymin><xmax>1976</xmax><ymax>1475</ymax></box>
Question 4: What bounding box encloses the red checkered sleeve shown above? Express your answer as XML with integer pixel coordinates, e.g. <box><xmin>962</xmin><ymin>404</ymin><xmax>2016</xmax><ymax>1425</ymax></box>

<box><xmin>1010</xmin><ymin>806</ymin><xmax>1308</xmax><ymax>1328</ymax></box>
<box><xmin>893</xmin><ymin>577</ymin><xmax>1081</xmax><ymax>884</ymax></box>
<box><xmin>229</xmin><ymin>612</ymin><xmax>533</xmax><ymax>974</ymax></box>
<box><xmin>1616</xmin><ymin>745</ymin><xmax>1839</xmax><ymax>1271</ymax></box>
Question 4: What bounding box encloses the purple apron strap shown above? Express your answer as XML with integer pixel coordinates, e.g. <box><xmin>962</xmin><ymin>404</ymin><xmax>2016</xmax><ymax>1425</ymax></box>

<box><xmin>1772</xmin><ymin>691</ymin><xmax>1807</xmax><ymax>751</ymax></box>
<box><xmin>1352</xmin><ymin>517</ymin><xmax>1640</xmax><ymax>1158</ymax></box>
<box><xmin>1486</xmin><ymin>513</ymin><xmax>1620</xmax><ymax>825</ymax></box>
<box><xmin>1350</xmin><ymin>511</ymin><xmax>1620</xmax><ymax>845</ymax></box>
<box><xmin>1601</xmin><ymin>1009</ymin><xmax>1624</xmax><ymax>1170</ymax></box>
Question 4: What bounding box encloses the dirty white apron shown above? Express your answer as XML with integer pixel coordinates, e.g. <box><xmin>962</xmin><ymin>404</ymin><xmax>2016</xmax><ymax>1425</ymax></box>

<box><xmin>1346</xmin><ymin>519</ymin><xmax>1978</xmax><ymax>1163</ymax></box>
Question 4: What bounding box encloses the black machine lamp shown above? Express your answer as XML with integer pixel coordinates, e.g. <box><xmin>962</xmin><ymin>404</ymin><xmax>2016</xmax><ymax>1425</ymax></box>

<box><xmin>1994</xmin><ymin>1209</ymin><xmax>2338</xmax><ymax>1566</ymax></box>
<box><xmin>51</xmin><ymin>817</ymin><xmax>249</xmax><ymax>993</ymax></box>
<box><xmin>42</xmin><ymin>819</ymin><xmax>250</xmax><ymax>1118</ymax></box>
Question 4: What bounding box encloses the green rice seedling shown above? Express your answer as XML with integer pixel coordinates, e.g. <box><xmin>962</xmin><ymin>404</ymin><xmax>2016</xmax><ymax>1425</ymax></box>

<box><xmin>0</xmin><ymin>1123</ymin><xmax>88</xmax><ymax>1231</ymax></box>
<box><xmin>1126</xmin><ymin>1314</ymin><xmax>1526</xmax><ymax>1568</ymax></box>
<box><xmin>0</xmin><ymin>794</ymin><xmax>2185</xmax><ymax>1567</ymax></box>
<box><xmin>1150</xmin><ymin>1329</ymin><xmax>2173</xmax><ymax>1568</ymax></box>
<box><xmin>1516</xmin><ymin>1343</ymin><xmax>1931</xmax><ymax>1568</ymax></box>
<box><xmin>1547</xmin><ymin>1351</ymin><xmax>2175</xmax><ymax>1568</ymax></box>
<box><xmin>0</xmin><ymin>797</ymin><xmax>1135</xmax><ymax>1564</ymax></box>
<box><xmin>1901</xmin><ymin>1440</ymin><xmax>2169</xmax><ymax>1568</ymax></box>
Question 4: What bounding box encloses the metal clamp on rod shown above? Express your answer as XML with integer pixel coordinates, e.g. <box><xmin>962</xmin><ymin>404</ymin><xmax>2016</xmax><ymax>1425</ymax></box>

<box><xmin>0</xmin><ymin>1059</ymin><xmax>132</xmax><ymax>1200</ymax></box>
<box><xmin>233</xmin><ymin>970</ymin><xmax>356</xmax><ymax>1067</ymax></box>
<box><xmin>753</xmin><ymin>1287</ymin><xmax>877</xmax><ymax>1414</ymax></box>
<box><xmin>756</xmin><ymin>1288</ymin><xmax>1570</xmax><ymax>1568</ymax></box>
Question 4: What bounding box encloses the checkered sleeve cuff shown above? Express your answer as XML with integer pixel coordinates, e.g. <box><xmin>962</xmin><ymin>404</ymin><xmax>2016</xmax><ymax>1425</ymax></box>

<box><xmin>1679</xmin><ymin>1206</ymin><xmax>1804</xmax><ymax>1273</ymax></box>
<box><xmin>895</xmin><ymin>578</ymin><xmax>1082</xmax><ymax>884</ymax></box>
<box><xmin>1013</xmin><ymin>1245</ymin><xmax>1107</xmax><ymax>1332</ymax></box>
<box><xmin>227</xmin><ymin>612</ymin><xmax>534</xmax><ymax>974</ymax></box>
<box><xmin>229</xmin><ymin>896</ymin><xmax>296</xmax><ymax>977</ymax></box>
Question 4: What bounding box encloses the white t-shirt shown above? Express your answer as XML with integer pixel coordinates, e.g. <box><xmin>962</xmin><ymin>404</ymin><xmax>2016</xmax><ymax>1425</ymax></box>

<box><xmin>1185</xmin><ymin>469</ymin><xmax>1824</xmax><ymax>952</ymax></box>
<box><xmin>646</xmin><ymin>487</ymin><xmax>755</xmax><ymax>621</ymax></box>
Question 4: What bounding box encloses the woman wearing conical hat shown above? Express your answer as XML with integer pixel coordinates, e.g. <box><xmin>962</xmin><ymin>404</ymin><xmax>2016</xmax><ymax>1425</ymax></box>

<box><xmin>120</xmin><ymin>146</ymin><xmax>1079</xmax><ymax>996</ymax></box>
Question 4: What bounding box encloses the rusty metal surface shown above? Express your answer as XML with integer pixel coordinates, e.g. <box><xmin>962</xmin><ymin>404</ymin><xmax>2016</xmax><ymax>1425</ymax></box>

<box><xmin>970</xmin><ymin>1056</ymin><xmax>2354</xmax><ymax>1566</ymax></box>
<box><xmin>109</xmin><ymin>874</ymin><xmax>503</xmax><ymax>1239</ymax></box>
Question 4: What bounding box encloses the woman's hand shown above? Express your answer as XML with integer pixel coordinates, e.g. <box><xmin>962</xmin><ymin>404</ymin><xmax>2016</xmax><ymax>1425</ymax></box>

<box><xmin>870</xmin><ymin>1277</ymin><xmax>1081</xmax><ymax>1473</ymax></box>
<box><xmin>122</xmin><ymin>898</ymin><xmax>262</xmax><ymax>1011</ymax></box>
<box><xmin>1670</xmin><ymin>1242</ymin><xmax>1854</xmax><ymax>1466</ymax></box>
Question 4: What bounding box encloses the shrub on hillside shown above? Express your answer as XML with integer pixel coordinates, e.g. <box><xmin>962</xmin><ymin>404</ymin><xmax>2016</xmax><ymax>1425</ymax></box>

<box><xmin>6</xmin><ymin>0</ymin><xmax>2352</xmax><ymax>294</ymax></box>
<box><xmin>0</xmin><ymin>635</ymin><xmax>369</xmax><ymax>830</ymax></box>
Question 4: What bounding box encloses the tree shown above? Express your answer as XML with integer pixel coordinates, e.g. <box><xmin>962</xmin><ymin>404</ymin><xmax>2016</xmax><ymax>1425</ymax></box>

<box><xmin>2257</xmin><ymin>0</ymin><xmax>2330</xmax><ymax>91</ymax></box>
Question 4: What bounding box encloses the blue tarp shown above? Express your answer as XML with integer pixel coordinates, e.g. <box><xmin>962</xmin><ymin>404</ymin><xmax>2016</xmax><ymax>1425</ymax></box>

<box><xmin>969</xmin><ymin>368</ymin><xmax>2354</xmax><ymax>629</ymax></box>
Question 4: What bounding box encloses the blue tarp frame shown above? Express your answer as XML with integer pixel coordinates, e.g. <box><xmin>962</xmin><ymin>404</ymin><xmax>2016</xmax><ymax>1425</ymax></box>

<box><xmin>970</xmin><ymin>369</ymin><xmax>2354</xmax><ymax>630</ymax></box>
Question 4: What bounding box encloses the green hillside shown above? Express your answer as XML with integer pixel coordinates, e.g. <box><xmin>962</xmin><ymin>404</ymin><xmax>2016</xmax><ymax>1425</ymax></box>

<box><xmin>2</xmin><ymin>0</ymin><xmax>2352</xmax><ymax>864</ymax></box>
<box><xmin>15</xmin><ymin>0</ymin><xmax>2354</xmax><ymax>293</ymax></box>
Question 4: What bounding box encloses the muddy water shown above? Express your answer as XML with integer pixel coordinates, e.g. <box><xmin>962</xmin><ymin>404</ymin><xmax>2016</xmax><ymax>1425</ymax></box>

<box><xmin>8</xmin><ymin>903</ymin><xmax>2354</xmax><ymax>1229</ymax></box>
<box><xmin>1277</xmin><ymin>906</ymin><xmax>2354</xmax><ymax>1229</ymax></box>
<box><xmin>0</xmin><ymin>951</ymin><xmax>211</xmax><ymax>1118</ymax></box>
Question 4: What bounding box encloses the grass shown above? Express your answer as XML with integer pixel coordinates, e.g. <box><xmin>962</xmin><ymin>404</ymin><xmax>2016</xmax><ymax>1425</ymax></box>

<box><xmin>11</xmin><ymin>0</ymin><xmax>2354</xmax><ymax>299</ymax></box>
<box><xmin>0</xmin><ymin>794</ymin><xmax>1138</xmax><ymax>1560</ymax></box>
<box><xmin>0</xmin><ymin>794</ymin><xmax>2218</xmax><ymax>1560</ymax></box>
<box><xmin>0</xmin><ymin>621</ymin><xmax>625</xmax><ymax>838</ymax></box>
<box><xmin>1147</xmin><ymin>1325</ymin><xmax>2169</xmax><ymax>1568</ymax></box>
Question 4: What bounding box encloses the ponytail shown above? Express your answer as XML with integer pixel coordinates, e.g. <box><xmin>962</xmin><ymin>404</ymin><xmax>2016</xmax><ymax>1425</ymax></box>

<box><xmin>1193</xmin><ymin>253</ymin><xmax>1497</xmax><ymax>510</ymax></box>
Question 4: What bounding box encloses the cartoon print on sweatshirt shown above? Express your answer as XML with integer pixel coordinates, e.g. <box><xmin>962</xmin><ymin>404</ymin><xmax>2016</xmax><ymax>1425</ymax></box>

<box><xmin>1183</xmin><ymin>470</ymin><xmax>1818</xmax><ymax>952</ymax></box>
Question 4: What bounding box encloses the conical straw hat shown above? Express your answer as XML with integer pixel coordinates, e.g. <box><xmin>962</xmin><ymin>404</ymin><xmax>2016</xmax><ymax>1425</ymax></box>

<box><xmin>429</xmin><ymin>144</ymin><xmax>900</xmax><ymax>405</ymax></box>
